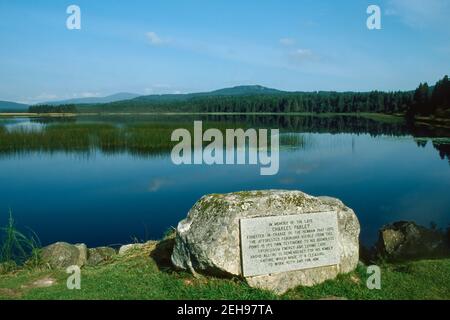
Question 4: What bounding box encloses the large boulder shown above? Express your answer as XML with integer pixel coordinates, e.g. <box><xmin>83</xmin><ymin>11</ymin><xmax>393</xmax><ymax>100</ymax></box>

<box><xmin>376</xmin><ymin>221</ymin><xmax>448</xmax><ymax>261</ymax></box>
<box><xmin>40</xmin><ymin>242</ymin><xmax>87</xmax><ymax>269</ymax></box>
<box><xmin>171</xmin><ymin>190</ymin><xmax>360</xmax><ymax>294</ymax></box>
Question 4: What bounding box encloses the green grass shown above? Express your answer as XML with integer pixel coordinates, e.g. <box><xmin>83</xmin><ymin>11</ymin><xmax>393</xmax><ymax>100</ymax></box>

<box><xmin>0</xmin><ymin>240</ymin><xmax>448</xmax><ymax>300</ymax></box>
<box><xmin>286</xmin><ymin>260</ymin><xmax>450</xmax><ymax>300</ymax></box>
<box><xmin>0</xmin><ymin>210</ymin><xmax>41</xmax><ymax>268</ymax></box>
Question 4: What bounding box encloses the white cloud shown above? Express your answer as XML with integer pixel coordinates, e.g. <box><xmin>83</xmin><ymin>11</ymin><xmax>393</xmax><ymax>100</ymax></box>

<box><xmin>144</xmin><ymin>84</ymin><xmax>176</xmax><ymax>95</ymax></box>
<box><xmin>146</xmin><ymin>31</ymin><xmax>168</xmax><ymax>46</ymax></box>
<box><xmin>35</xmin><ymin>93</ymin><xmax>58</xmax><ymax>101</ymax></box>
<box><xmin>78</xmin><ymin>92</ymin><xmax>101</xmax><ymax>98</ymax></box>
<box><xmin>148</xmin><ymin>178</ymin><xmax>172</xmax><ymax>192</ymax></box>
<box><xmin>289</xmin><ymin>49</ymin><xmax>316</xmax><ymax>63</ymax></box>
<box><xmin>279</xmin><ymin>38</ymin><xmax>296</xmax><ymax>46</ymax></box>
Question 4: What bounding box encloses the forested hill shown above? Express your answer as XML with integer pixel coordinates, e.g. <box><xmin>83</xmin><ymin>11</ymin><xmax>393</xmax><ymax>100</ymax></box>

<box><xmin>47</xmin><ymin>76</ymin><xmax>450</xmax><ymax>119</ymax></box>
<box><xmin>0</xmin><ymin>101</ymin><xmax>28</xmax><ymax>112</ymax></box>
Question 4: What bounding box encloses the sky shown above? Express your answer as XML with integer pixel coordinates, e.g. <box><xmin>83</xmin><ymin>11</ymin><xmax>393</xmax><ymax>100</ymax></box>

<box><xmin>0</xmin><ymin>0</ymin><xmax>449</xmax><ymax>104</ymax></box>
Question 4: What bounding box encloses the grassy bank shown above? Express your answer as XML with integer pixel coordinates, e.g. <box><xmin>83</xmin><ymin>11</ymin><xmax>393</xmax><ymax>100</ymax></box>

<box><xmin>1</xmin><ymin>239</ymin><xmax>449</xmax><ymax>300</ymax></box>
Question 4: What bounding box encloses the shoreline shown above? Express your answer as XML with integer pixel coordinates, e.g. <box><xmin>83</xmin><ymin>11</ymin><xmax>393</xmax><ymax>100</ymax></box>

<box><xmin>1</xmin><ymin>112</ymin><xmax>449</xmax><ymax>128</ymax></box>
<box><xmin>0</xmin><ymin>111</ymin><xmax>406</xmax><ymax>120</ymax></box>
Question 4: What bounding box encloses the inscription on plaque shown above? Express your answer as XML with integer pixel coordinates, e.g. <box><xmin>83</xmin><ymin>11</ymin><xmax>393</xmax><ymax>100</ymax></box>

<box><xmin>240</xmin><ymin>211</ymin><xmax>340</xmax><ymax>277</ymax></box>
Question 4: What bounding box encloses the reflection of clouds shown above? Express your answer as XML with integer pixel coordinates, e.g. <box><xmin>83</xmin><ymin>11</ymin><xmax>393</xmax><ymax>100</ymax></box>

<box><xmin>5</xmin><ymin>121</ymin><xmax>45</xmax><ymax>133</ymax></box>
<box><xmin>148</xmin><ymin>178</ymin><xmax>172</xmax><ymax>192</ymax></box>
<box><xmin>278</xmin><ymin>161</ymin><xmax>319</xmax><ymax>185</ymax></box>
<box><xmin>291</xmin><ymin>162</ymin><xmax>319</xmax><ymax>175</ymax></box>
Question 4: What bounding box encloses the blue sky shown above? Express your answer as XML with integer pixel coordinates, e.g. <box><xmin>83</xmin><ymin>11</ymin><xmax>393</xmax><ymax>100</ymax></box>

<box><xmin>0</xmin><ymin>0</ymin><xmax>449</xmax><ymax>103</ymax></box>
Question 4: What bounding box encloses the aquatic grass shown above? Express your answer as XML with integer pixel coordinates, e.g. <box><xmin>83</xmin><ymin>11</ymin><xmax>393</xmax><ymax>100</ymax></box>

<box><xmin>0</xmin><ymin>210</ymin><xmax>41</xmax><ymax>269</ymax></box>
<box><xmin>0</xmin><ymin>123</ymin><xmax>178</xmax><ymax>156</ymax></box>
<box><xmin>0</xmin><ymin>121</ymin><xmax>278</xmax><ymax>157</ymax></box>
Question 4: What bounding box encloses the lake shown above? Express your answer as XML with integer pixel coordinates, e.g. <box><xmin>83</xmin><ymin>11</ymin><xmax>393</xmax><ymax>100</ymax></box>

<box><xmin>0</xmin><ymin>114</ymin><xmax>449</xmax><ymax>248</ymax></box>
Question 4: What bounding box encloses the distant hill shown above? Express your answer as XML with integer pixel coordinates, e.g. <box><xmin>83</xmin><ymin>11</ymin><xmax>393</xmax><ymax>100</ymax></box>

<box><xmin>208</xmin><ymin>85</ymin><xmax>284</xmax><ymax>96</ymax></box>
<box><xmin>1</xmin><ymin>86</ymin><xmax>283</xmax><ymax>112</ymax></box>
<box><xmin>133</xmin><ymin>85</ymin><xmax>286</xmax><ymax>103</ymax></box>
<box><xmin>0</xmin><ymin>100</ymin><xmax>29</xmax><ymax>112</ymax></box>
<box><xmin>74</xmin><ymin>84</ymin><xmax>298</xmax><ymax>113</ymax></box>
<box><xmin>42</xmin><ymin>92</ymin><xmax>140</xmax><ymax>105</ymax></box>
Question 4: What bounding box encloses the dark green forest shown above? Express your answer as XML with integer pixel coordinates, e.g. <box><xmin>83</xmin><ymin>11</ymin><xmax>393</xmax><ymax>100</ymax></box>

<box><xmin>28</xmin><ymin>104</ymin><xmax>77</xmax><ymax>114</ymax></box>
<box><xmin>29</xmin><ymin>76</ymin><xmax>450</xmax><ymax>120</ymax></box>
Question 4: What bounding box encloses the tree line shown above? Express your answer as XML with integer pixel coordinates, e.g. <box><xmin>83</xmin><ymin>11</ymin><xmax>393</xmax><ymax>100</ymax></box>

<box><xmin>71</xmin><ymin>75</ymin><xmax>450</xmax><ymax>120</ymax></box>
<box><xmin>28</xmin><ymin>104</ymin><xmax>77</xmax><ymax>114</ymax></box>
<box><xmin>185</xmin><ymin>76</ymin><xmax>450</xmax><ymax>118</ymax></box>
<box><xmin>407</xmin><ymin>76</ymin><xmax>450</xmax><ymax>118</ymax></box>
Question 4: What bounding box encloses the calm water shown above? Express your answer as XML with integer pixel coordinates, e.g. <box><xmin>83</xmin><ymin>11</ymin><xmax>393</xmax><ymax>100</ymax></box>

<box><xmin>0</xmin><ymin>115</ymin><xmax>449</xmax><ymax>247</ymax></box>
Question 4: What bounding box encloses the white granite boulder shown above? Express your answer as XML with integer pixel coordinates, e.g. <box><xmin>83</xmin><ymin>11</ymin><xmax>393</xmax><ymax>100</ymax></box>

<box><xmin>171</xmin><ymin>190</ymin><xmax>360</xmax><ymax>294</ymax></box>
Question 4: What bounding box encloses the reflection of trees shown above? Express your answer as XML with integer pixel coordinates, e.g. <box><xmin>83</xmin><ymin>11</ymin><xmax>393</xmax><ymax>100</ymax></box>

<box><xmin>415</xmin><ymin>140</ymin><xmax>428</xmax><ymax>148</ymax></box>
<box><xmin>2</xmin><ymin>115</ymin><xmax>450</xmax><ymax>162</ymax></box>
<box><xmin>433</xmin><ymin>143</ymin><xmax>450</xmax><ymax>164</ymax></box>
<box><xmin>203</xmin><ymin>115</ymin><xmax>450</xmax><ymax>161</ymax></box>
<box><xmin>30</xmin><ymin>117</ymin><xmax>77</xmax><ymax>124</ymax></box>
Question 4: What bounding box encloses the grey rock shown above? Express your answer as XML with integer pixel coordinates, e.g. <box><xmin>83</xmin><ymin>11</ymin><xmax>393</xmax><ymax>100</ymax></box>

<box><xmin>171</xmin><ymin>190</ymin><xmax>360</xmax><ymax>294</ymax></box>
<box><xmin>31</xmin><ymin>277</ymin><xmax>57</xmax><ymax>288</ymax></box>
<box><xmin>21</xmin><ymin>277</ymin><xmax>57</xmax><ymax>289</ymax></box>
<box><xmin>377</xmin><ymin>221</ymin><xmax>448</xmax><ymax>261</ymax></box>
<box><xmin>75</xmin><ymin>243</ymin><xmax>88</xmax><ymax>266</ymax></box>
<box><xmin>118</xmin><ymin>241</ymin><xmax>155</xmax><ymax>256</ymax></box>
<box><xmin>40</xmin><ymin>242</ymin><xmax>87</xmax><ymax>269</ymax></box>
<box><xmin>87</xmin><ymin>247</ymin><xmax>116</xmax><ymax>266</ymax></box>
<box><xmin>118</xmin><ymin>243</ymin><xmax>144</xmax><ymax>255</ymax></box>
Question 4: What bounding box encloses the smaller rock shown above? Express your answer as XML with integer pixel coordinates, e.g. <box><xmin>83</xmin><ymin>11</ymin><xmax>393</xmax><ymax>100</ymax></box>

<box><xmin>87</xmin><ymin>247</ymin><xmax>116</xmax><ymax>266</ymax></box>
<box><xmin>21</xmin><ymin>277</ymin><xmax>57</xmax><ymax>289</ymax></box>
<box><xmin>377</xmin><ymin>221</ymin><xmax>448</xmax><ymax>261</ymax></box>
<box><xmin>40</xmin><ymin>242</ymin><xmax>87</xmax><ymax>269</ymax></box>
<box><xmin>75</xmin><ymin>243</ymin><xmax>88</xmax><ymax>266</ymax></box>
<box><xmin>119</xmin><ymin>243</ymin><xmax>144</xmax><ymax>255</ymax></box>
<box><xmin>33</xmin><ymin>277</ymin><xmax>56</xmax><ymax>288</ymax></box>
<box><xmin>118</xmin><ymin>241</ymin><xmax>157</xmax><ymax>256</ymax></box>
